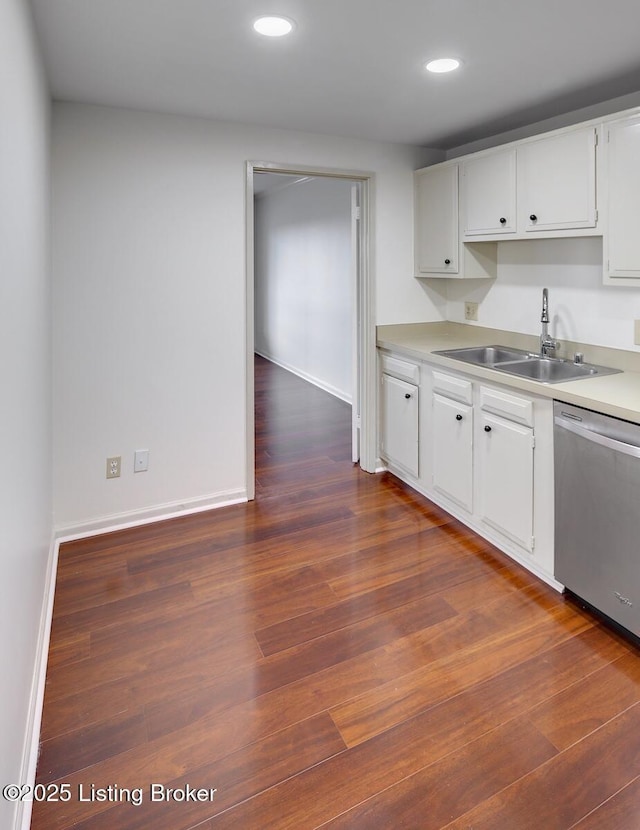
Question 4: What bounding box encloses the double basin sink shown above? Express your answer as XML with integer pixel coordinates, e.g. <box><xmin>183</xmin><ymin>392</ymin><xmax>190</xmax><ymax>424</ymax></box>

<box><xmin>432</xmin><ymin>345</ymin><xmax>621</xmax><ymax>384</ymax></box>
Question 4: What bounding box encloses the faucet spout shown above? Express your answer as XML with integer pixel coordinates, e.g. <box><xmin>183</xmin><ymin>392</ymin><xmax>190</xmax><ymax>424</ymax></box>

<box><xmin>539</xmin><ymin>287</ymin><xmax>560</xmax><ymax>357</ymax></box>
<box><xmin>541</xmin><ymin>287</ymin><xmax>549</xmax><ymax>324</ymax></box>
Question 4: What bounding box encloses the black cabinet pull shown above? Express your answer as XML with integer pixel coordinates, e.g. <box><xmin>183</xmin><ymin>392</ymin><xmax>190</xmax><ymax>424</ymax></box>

<box><xmin>444</xmin><ymin>258</ymin><xmax>451</xmax><ymax>265</ymax></box>
<box><xmin>499</xmin><ymin>217</ymin><xmax>506</xmax><ymax>225</ymax></box>
<box><xmin>405</xmin><ymin>393</ymin><xmax>411</xmax><ymax>399</ymax></box>
<box><xmin>529</xmin><ymin>214</ymin><xmax>537</xmax><ymax>222</ymax></box>
<box><xmin>456</xmin><ymin>413</ymin><xmax>463</xmax><ymax>421</ymax></box>
<box><xmin>484</xmin><ymin>425</ymin><xmax>492</xmax><ymax>432</ymax></box>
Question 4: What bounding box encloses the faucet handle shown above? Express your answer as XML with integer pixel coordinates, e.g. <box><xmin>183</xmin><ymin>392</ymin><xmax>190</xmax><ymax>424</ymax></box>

<box><xmin>540</xmin><ymin>335</ymin><xmax>560</xmax><ymax>357</ymax></box>
<box><xmin>574</xmin><ymin>352</ymin><xmax>584</xmax><ymax>364</ymax></box>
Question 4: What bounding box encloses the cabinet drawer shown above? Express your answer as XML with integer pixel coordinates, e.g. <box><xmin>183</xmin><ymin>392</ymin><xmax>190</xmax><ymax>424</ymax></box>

<box><xmin>380</xmin><ymin>354</ymin><xmax>420</xmax><ymax>384</ymax></box>
<box><xmin>432</xmin><ymin>370</ymin><xmax>473</xmax><ymax>405</ymax></box>
<box><xmin>480</xmin><ymin>386</ymin><xmax>533</xmax><ymax>427</ymax></box>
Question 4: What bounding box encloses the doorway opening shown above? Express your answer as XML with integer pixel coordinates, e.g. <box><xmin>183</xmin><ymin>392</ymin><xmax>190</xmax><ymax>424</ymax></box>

<box><xmin>245</xmin><ymin>162</ymin><xmax>375</xmax><ymax>500</ymax></box>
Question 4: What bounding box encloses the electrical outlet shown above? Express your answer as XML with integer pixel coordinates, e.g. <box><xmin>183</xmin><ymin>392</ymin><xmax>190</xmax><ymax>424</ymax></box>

<box><xmin>134</xmin><ymin>449</ymin><xmax>149</xmax><ymax>473</ymax></box>
<box><xmin>106</xmin><ymin>456</ymin><xmax>121</xmax><ymax>479</ymax></box>
<box><xmin>635</xmin><ymin>320</ymin><xmax>640</xmax><ymax>346</ymax></box>
<box><xmin>464</xmin><ymin>301</ymin><xmax>478</xmax><ymax>321</ymax></box>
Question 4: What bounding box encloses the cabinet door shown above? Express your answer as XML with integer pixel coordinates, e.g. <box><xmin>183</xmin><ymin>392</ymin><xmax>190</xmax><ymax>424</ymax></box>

<box><xmin>518</xmin><ymin>127</ymin><xmax>597</xmax><ymax>232</ymax></box>
<box><xmin>605</xmin><ymin>115</ymin><xmax>640</xmax><ymax>281</ymax></box>
<box><xmin>478</xmin><ymin>412</ymin><xmax>534</xmax><ymax>551</ymax></box>
<box><xmin>381</xmin><ymin>374</ymin><xmax>418</xmax><ymax>477</ymax></box>
<box><xmin>415</xmin><ymin>164</ymin><xmax>458</xmax><ymax>275</ymax></box>
<box><xmin>432</xmin><ymin>393</ymin><xmax>472</xmax><ymax>511</ymax></box>
<box><xmin>462</xmin><ymin>149</ymin><xmax>516</xmax><ymax>237</ymax></box>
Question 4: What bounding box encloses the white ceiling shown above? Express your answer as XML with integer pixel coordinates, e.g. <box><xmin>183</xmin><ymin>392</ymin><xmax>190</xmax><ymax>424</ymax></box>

<box><xmin>29</xmin><ymin>0</ymin><xmax>640</xmax><ymax>149</ymax></box>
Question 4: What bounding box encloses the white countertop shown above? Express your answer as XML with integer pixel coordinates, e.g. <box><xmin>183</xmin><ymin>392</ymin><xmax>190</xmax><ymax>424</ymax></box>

<box><xmin>378</xmin><ymin>322</ymin><xmax>640</xmax><ymax>425</ymax></box>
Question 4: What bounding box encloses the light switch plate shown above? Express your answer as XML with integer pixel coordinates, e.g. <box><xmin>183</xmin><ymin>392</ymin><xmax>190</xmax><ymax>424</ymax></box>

<box><xmin>134</xmin><ymin>449</ymin><xmax>149</xmax><ymax>472</ymax></box>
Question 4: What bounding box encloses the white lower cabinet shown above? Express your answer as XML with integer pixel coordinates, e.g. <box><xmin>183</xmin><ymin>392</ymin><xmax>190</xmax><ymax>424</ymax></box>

<box><xmin>429</xmin><ymin>372</ymin><xmax>539</xmax><ymax>557</ymax></box>
<box><xmin>427</xmin><ymin>368</ymin><xmax>553</xmax><ymax>583</ymax></box>
<box><xmin>379</xmin><ymin>350</ymin><xmax>555</xmax><ymax>587</ymax></box>
<box><xmin>477</xmin><ymin>411</ymin><xmax>534</xmax><ymax>551</ymax></box>
<box><xmin>432</xmin><ymin>393</ymin><xmax>473</xmax><ymax>511</ymax></box>
<box><xmin>380</xmin><ymin>368</ymin><xmax>419</xmax><ymax>478</ymax></box>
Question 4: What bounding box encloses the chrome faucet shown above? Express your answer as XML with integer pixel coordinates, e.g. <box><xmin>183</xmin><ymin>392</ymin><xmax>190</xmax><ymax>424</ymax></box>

<box><xmin>540</xmin><ymin>287</ymin><xmax>560</xmax><ymax>357</ymax></box>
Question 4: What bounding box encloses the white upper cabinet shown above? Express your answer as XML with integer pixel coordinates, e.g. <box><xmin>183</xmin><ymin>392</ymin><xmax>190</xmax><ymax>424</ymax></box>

<box><xmin>414</xmin><ymin>162</ymin><xmax>498</xmax><ymax>279</ymax></box>
<box><xmin>413</xmin><ymin>106</ymin><xmax>640</xmax><ymax>283</ymax></box>
<box><xmin>459</xmin><ymin>125</ymin><xmax>599</xmax><ymax>241</ymax></box>
<box><xmin>462</xmin><ymin>149</ymin><xmax>517</xmax><ymax>236</ymax></box>
<box><xmin>414</xmin><ymin>163</ymin><xmax>459</xmax><ymax>275</ymax></box>
<box><xmin>518</xmin><ymin>127</ymin><xmax>597</xmax><ymax>233</ymax></box>
<box><xmin>604</xmin><ymin>114</ymin><xmax>640</xmax><ymax>283</ymax></box>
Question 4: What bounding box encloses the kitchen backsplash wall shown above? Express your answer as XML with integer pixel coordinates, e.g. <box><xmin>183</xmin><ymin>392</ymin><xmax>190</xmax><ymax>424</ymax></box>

<box><xmin>446</xmin><ymin>237</ymin><xmax>640</xmax><ymax>352</ymax></box>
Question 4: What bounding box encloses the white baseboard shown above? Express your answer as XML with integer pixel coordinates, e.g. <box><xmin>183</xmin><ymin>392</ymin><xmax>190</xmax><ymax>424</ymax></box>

<box><xmin>54</xmin><ymin>489</ymin><xmax>248</xmax><ymax>543</ymax></box>
<box><xmin>255</xmin><ymin>350</ymin><xmax>352</xmax><ymax>404</ymax></box>
<box><xmin>15</xmin><ymin>535</ymin><xmax>59</xmax><ymax>830</ymax></box>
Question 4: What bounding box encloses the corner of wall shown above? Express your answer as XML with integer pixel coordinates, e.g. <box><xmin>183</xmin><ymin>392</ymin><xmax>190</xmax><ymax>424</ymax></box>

<box><xmin>14</xmin><ymin>536</ymin><xmax>59</xmax><ymax>830</ymax></box>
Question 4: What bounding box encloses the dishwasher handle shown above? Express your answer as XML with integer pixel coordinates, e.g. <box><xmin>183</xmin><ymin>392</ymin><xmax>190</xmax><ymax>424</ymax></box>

<box><xmin>555</xmin><ymin>414</ymin><xmax>640</xmax><ymax>459</ymax></box>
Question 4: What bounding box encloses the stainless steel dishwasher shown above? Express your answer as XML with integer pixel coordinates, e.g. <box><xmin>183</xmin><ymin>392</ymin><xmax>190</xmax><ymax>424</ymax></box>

<box><xmin>554</xmin><ymin>400</ymin><xmax>640</xmax><ymax>638</ymax></box>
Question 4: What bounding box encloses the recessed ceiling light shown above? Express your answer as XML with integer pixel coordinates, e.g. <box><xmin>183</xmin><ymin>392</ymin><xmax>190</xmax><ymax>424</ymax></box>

<box><xmin>425</xmin><ymin>58</ymin><xmax>461</xmax><ymax>74</ymax></box>
<box><xmin>253</xmin><ymin>15</ymin><xmax>295</xmax><ymax>37</ymax></box>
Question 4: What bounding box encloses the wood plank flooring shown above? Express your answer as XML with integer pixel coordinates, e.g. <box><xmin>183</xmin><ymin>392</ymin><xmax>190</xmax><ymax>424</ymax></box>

<box><xmin>32</xmin><ymin>355</ymin><xmax>640</xmax><ymax>829</ymax></box>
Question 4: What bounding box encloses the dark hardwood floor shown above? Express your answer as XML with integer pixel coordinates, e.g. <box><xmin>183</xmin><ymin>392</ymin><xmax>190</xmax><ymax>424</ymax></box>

<box><xmin>32</xmin><ymin>355</ymin><xmax>640</xmax><ymax>829</ymax></box>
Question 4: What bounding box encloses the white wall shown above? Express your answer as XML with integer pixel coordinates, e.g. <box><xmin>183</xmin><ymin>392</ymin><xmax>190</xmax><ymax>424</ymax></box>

<box><xmin>0</xmin><ymin>0</ymin><xmax>51</xmax><ymax>826</ymax></box>
<box><xmin>255</xmin><ymin>176</ymin><xmax>354</xmax><ymax>401</ymax></box>
<box><xmin>446</xmin><ymin>237</ymin><xmax>640</xmax><ymax>352</ymax></box>
<box><xmin>52</xmin><ymin>103</ymin><xmax>441</xmax><ymax>530</ymax></box>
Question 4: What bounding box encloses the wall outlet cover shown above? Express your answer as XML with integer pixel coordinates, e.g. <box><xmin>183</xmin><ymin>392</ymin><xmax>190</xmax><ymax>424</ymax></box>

<box><xmin>106</xmin><ymin>456</ymin><xmax>121</xmax><ymax>479</ymax></box>
<box><xmin>464</xmin><ymin>301</ymin><xmax>478</xmax><ymax>321</ymax></box>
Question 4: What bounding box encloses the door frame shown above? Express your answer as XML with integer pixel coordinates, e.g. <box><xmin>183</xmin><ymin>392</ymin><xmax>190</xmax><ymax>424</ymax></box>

<box><xmin>245</xmin><ymin>160</ymin><xmax>376</xmax><ymax>499</ymax></box>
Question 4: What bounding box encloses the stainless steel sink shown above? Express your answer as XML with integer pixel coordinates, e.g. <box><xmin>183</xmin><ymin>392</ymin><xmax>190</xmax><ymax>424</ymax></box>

<box><xmin>432</xmin><ymin>345</ymin><xmax>532</xmax><ymax>367</ymax></box>
<box><xmin>497</xmin><ymin>357</ymin><xmax>599</xmax><ymax>383</ymax></box>
<box><xmin>434</xmin><ymin>345</ymin><xmax>622</xmax><ymax>384</ymax></box>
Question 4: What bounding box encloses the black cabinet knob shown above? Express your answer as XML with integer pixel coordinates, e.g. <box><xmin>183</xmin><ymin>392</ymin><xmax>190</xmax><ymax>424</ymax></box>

<box><xmin>456</xmin><ymin>413</ymin><xmax>463</xmax><ymax>421</ymax></box>
<box><xmin>405</xmin><ymin>393</ymin><xmax>411</xmax><ymax>399</ymax></box>
<box><xmin>484</xmin><ymin>425</ymin><xmax>492</xmax><ymax>432</ymax></box>
<box><xmin>529</xmin><ymin>214</ymin><xmax>537</xmax><ymax>222</ymax></box>
<box><xmin>499</xmin><ymin>217</ymin><xmax>506</xmax><ymax>225</ymax></box>
<box><xmin>444</xmin><ymin>258</ymin><xmax>451</xmax><ymax>265</ymax></box>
